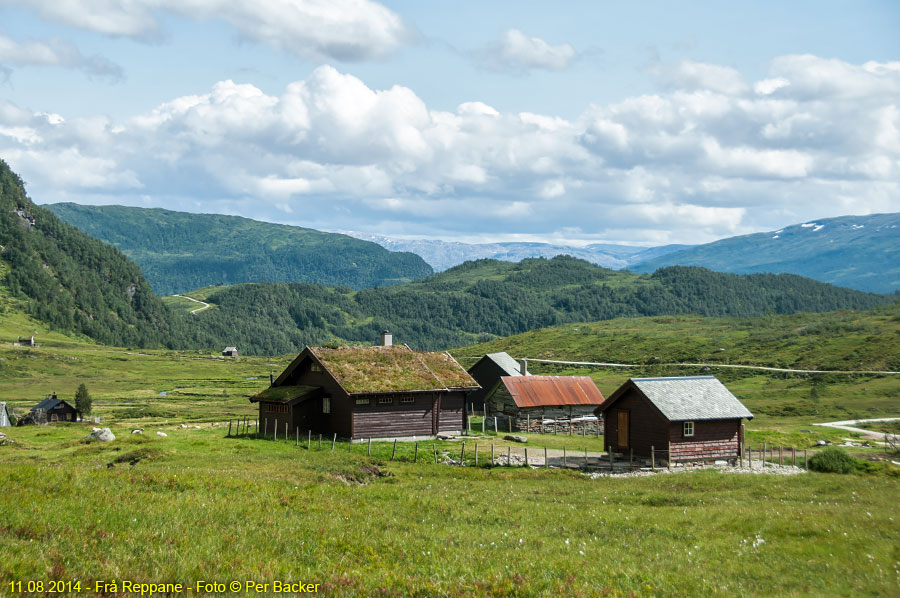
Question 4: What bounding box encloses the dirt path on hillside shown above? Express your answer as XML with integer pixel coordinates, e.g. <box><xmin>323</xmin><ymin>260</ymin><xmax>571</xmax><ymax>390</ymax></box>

<box><xmin>526</xmin><ymin>358</ymin><xmax>900</xmax><ymax>375</ymax></box>
<box><xmin>813</xmin><ymin>417</ymin><xmax>900</xmax><ymax>440</ymax></box>
<box><xmin>172</xmin><ymin>294</ymin><xmax>210</xmax><ymax>314</ymax></box>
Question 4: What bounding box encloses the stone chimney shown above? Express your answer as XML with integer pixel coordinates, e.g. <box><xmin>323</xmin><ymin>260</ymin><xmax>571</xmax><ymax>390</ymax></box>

<box><xmin>518</xmin><ymin>359</ymin><xmax>528</xmax><ymax>376</ymax></box>
<box><xmin>380</xmin><ymin>330</ymin><xmax>393</xmax><ymax>347</ymax></box>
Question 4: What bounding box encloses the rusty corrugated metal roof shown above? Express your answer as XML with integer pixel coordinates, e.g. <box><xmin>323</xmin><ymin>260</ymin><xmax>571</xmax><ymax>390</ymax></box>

<box><xmin>501</xmin><ymin>376</ymin><xmax>605</xmax><ymax>408</ymax></box>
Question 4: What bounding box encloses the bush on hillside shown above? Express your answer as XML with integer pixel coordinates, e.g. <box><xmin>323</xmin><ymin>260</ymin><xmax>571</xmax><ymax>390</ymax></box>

<box><xmin>808</xmin><ymin>447</ymin><xmax>858</xmax><ymax>474</ymax></box>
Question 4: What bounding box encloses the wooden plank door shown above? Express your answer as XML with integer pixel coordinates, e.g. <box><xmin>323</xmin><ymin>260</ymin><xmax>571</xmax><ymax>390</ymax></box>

<box><xmin>617</xmin><ymin>411</ymin><xmax>629</xmax><ymax>448</ymax></box>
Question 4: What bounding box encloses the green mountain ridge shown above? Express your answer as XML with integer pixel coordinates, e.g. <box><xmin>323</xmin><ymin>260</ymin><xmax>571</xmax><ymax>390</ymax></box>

<box><xmin>0</xmin><ymin>160</ymin><xmax>200</xmax><ymax>348</ymax></box>
<box><xmin>45</xmin><ymin>203</ymin><xmax>434</xmax><ymax>295</ymax></box>
<box><xmin>632</xmin><ymin>213</ymin><xmax>900</xmax><ymax>293</ymax></box>
<box><xmin>177</xmin><ymin>256</ymin><xmax>892</xmax><ymax>354</ymax></box>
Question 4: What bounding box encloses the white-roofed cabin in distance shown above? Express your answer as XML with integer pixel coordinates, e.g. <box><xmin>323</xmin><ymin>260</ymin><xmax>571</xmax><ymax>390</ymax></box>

<box><xmin>596</xmin><ymin>376</ymin><xmax>753</xmax><ymax>464</ymax></box>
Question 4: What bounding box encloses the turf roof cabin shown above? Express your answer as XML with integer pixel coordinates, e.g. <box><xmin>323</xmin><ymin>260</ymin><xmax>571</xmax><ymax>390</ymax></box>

<box><xmin>484</xmin><ymin>376</ymin><xmax>605</xmax><ymax>433</ymax></box>
<box><xmin>466</xmin><ymin>352</ymin><xmax>526</xmax><ymax>413</ymax></box>
<box><xmin>597</xmin><ymin>376</ymin><xmax>753</xmax><ymax>464</ymax></box>
<box><xmin>250</xmin><ymin>343</ymin><xmax>480</xmax><ymax>440</ymax></box>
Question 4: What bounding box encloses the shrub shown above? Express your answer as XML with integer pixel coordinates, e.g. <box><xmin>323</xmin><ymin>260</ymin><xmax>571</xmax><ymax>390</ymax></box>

<box><xmin>808</xmin><ymin>447</ymin><xmax>858</xmax><ymax>474</ymax></box>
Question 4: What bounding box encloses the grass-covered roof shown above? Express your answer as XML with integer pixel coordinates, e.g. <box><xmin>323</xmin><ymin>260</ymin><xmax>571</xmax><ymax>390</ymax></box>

<box><xmin>309</xmin><ymin>346</ymin><xmax>478</xmax><ymax>394</ymax></box>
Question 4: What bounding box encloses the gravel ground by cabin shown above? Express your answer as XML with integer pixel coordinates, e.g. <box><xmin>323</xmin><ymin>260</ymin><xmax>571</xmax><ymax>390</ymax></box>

<box><xmin>587</xmin><ymin>464</ymin><xmax>807</xmax><ymax>479</ymax></box>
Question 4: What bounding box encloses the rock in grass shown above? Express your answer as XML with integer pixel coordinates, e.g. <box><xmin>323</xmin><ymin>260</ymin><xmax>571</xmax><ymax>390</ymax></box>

<box><xmin>86</xmin><ymin>427</ymin><xmax>115</xmax><ymax>442</ymax></box>
<box><xmin>504</xmin><ymin>435</ymin><xmax>527</xmax><ymax>443</ymax></box>
<box><xmin>131</xmin><ymin>429</ymin><xmax>143</xmax><ymax>434</ymax></box>
<box><xmin>156</xmin><ymin>431</ymin><xmax>167</xmax><ymax>437</ymax></box>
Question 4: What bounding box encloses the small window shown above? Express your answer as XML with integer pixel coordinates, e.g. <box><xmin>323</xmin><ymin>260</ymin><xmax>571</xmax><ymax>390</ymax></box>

<box><xmin>355</xmin><ymin>398</ymin><xmax>370</xmax><ymax>405</ymax></box>
<box><xmin>378</xmin><ymin>396</ymin><xmax>393</xmax><ymax>405</ymax></box>
<box><xmin>400</xmin><ymin>396</ymin><xmax>415</xmax><ymax>404</ymax></box>
<box><xmin>310</xmin><ymin>362</ymin><xmax>322</xmax><ymax>372</ymax></box>
<box><xmin>322</xmin><ymin>396</ymin><xmax>331</xmax><ymax>414</ymax></box>
<box><xmin>683</xmin><ymin>421</ymin><xmax>694</xmax><ymax>437</ymax></box>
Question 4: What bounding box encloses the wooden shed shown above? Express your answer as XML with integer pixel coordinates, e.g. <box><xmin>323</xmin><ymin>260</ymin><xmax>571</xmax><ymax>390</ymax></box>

<box><xmin>250</xmin><ymin>344</ymin><xmax>480</xmax><ymax>440</ymax></box>
<box><xmin>30</xmin><ymin>394</ymin><xmax>78</xmax><ymax>423</ymax></box>
<box><xmin>222</xmin><ymin>346</ymin><xmax>239</xmax><ymax>358</ymax></box>
<box><xmin>597</xmin><ymin>376</ymin><xmax>753</xmax><ymax>463</ymax></box>
<box><xmin>484</xmin><ymin>376</ymin><xmax>605</xmax><ymax>433</ymax></box>
<box><xmin>466</xmin><ymin>352</ymin><xmax>525</xmax><ymax>412</ymax></box>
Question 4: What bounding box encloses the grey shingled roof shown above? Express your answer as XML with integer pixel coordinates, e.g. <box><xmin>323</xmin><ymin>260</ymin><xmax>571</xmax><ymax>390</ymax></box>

<box><xmin>484</xmin><ymin>352</ymin><xmax>524</xmax><ymax>376</ymax></box>
<box><xmin>630</xmin><ymin>376</ymin><xmax>753</xmax><ymax>421</ymax></box>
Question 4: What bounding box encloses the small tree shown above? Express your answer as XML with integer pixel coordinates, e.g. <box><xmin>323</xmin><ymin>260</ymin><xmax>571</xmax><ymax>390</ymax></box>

<box><xmin>75</xmin><ymin>383</ymin><xmax>92</xmax><ymax>417</ymax></box>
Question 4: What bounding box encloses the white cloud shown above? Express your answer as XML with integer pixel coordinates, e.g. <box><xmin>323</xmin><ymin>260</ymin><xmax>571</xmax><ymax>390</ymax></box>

<box><xmin>666</xmin><ymin>60</ymin><xmax>749</xmax><ymax>95</ymax></box>
<box><xmin>0</xmin><ymin>34</ymin><xmax>123</xmax><ymax>80</ymax></box>
<box><xmin>2</xmin><ymin>0</ymin><xmax>412</xmax><ymax>61</ymax></box>
<box><xmin>2</xmin><ymin>55</ymin><xmax>899</xmax><ymax>245</ymax></box>
<box><xmin>477</xmin><ymin>29</ymin><xmax>577</xmax><ymax>73</ymax></box>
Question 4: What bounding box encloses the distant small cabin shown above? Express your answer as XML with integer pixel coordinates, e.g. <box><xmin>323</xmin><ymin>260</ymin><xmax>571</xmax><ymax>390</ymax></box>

<box><xmin>467</xmin><ymin>352</ymin><xmax>525</xmax><ymax>412</ymax></box>
<box><xmin>484</xmin><ymin>375</ymin><xmax>605</xmax><ymax>433</ymax></box>
<box><xmin>0</xmin><ymin>402</ymin><xmax>10</xmax><ymax>427</ymax></box>
<box><xmin>597</xmin><ymin>376</ymin><xmax>753</xmax><ymax>464</ymax></box>
<box><xmin>222</xmin><ymin>347</ymin><xmax>238</xmax><ymax>358</ymax></box>
<box><xmin>31</xmin><ymin>394</ymin><xmax>78</xmax><ymax>423</ymax></box>
<box><xmin>250</xmin><ymin>341</ymin><xmax>480</xmax><ymax>440</ymax></box>
<box><xmin>18</xmin><ymin>336</ymin><xmax>36</xmax><ymax>347</ymax></box>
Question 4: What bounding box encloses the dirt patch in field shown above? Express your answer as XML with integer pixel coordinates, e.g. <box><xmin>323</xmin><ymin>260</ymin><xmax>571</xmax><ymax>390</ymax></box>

<box><xmin>332</xmin><ymin>464</ymin><xmax>393</xmax><ymax>486</ymax></box>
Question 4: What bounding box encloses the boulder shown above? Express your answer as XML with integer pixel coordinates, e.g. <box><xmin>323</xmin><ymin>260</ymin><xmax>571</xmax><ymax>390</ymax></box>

<box><xmin>816</xmin><ymin>440</ymin><xmax>828</xmax><ymax>446</ymax></box>
<box><xmin>131</xmin><ymin>429</ymin><xmax>143</xmax><ymax>434</ymax></box>
<box><xmin>436</xmin><ymin>434</ymin><xmax>455</xmax><ymax>440</ymax></box>
<box><xmin>178</xmin><ymin>424</ymin><xmax>188</xmax><ymax>429</ymax></box>
<box><xmin>86</xmin><ymin>427</ymin><xmax>115</xmax><ymax>442</ymax></box>
<box><xmin>504</xmin><ymin>435</ymin><xmax>527</xmax><ymax>443</ymax></box>
<box><xmin>156</xmin><ymin>431</ymin><xmax>167</xmax><ymax>437</ymax></box>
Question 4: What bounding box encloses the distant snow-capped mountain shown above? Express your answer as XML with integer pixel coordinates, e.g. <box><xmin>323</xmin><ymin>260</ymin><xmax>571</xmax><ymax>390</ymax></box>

<box><xmin>336</xmin><ymin>232</ymin><xmax>691</xmax><ymax>272</ymax></box>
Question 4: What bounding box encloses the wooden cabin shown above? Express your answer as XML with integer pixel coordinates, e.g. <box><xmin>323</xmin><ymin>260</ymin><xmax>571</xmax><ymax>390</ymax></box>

<box><xmin>250</xmin><ymin>343</ymin><xmax>480</xmax><ymax>440</ymax></box>
<box><xmin>597</xmin><ymin>376</ymin><xmax>753</xmax><ymax>463</ymax></box>
<box><xmin>31</xmin><ymin>394</ymin><xmax>78</xmax><ymax>423</ymax></box>
<box><xmin>467</xmin><ymin>352</ymin><xmax>525</xmax><ymax>412</ymax></box>
<box><xmin>484</xmin><ymin>376</ymin><xmax>605</xmax><ymax>433</ymax></box>
<box><xmin>222</xmin><ymin>346</ymin><xmax>239</xmax><ymax>358</ymax></box>
<box><xmin>0</xmin><ymin>402</ymin><xmax>10</xmax><ymax>427</ymax></box>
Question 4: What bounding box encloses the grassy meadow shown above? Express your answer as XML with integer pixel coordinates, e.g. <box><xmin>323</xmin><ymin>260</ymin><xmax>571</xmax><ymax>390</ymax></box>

<box><xmin>3</xmin><ymin>299</ymin><xmax>900</xmax><ymax>596</ymax></box>
<box><xmin>1</xmin><ymin>424</ymin><xmax>899</xmax><ymax>597</ymax></box>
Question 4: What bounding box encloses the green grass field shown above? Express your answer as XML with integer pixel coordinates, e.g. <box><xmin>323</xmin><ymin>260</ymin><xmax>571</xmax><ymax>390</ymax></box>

<box><xmin>3</xmin><ymin>298</ymin><xmax>900</xmax><ymax>596</ymax></box>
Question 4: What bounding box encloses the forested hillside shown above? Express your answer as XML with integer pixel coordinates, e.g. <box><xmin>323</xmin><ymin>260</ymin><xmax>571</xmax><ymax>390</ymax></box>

<box><xmin>184</xmin><ymin>256</ymin><xmax>892</xmax><ymax>354</ymax></box>
<box><xmin>47</xmin><ymin>203</ymin><xmax>433</xmax><ymax>295</ymax></box>
<box><xmin>632</xmin><ymin>212</ymin><xmax>900</xmax><ymax>293</ymax></box>
<box><xmin>0</xmin><ymin>160</ymin><xmax>207</xmax><ymax>347</ymax></box>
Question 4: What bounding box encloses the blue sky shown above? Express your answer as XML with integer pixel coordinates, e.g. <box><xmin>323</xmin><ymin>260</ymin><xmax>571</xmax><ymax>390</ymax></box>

<box><xmin>1</xmin><ymin>0</ymin><xmax>898</xmax><ymax>245</ymax></box>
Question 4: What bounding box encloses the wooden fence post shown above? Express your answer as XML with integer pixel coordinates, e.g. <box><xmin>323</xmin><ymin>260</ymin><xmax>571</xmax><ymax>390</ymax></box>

<box><xmin>544</xmin><ymin>446</ymin><xmax>548</xmax><ymax>468</ymax></box>
<box><xmin>475</xmin><ymin>443</ymin><xmax>479</xmax><ymax>467</ymax></box>
<box><xmin>804</xmin><ymin>449</ymin><xmax>808</xmax><ymax>469</ymax></box>
<box><xmin>651</xmin><ymin>446</ymin><xmax>655</xmax><ymax>471</ymax></box>
<box><xmin>285</xmin><ymin>422</ymin><xmax>288</xmax><ymax>442</ymax></box>
<box><xmin>460</xmin><ymin>441</ymin><xmax>465</xmax><ymax>466</ymax></box>
<box><xmin>563</xmin><ymin>446</ymin><xmax>567</xmax><ymax>468</ymax></box>
<box><xmin>524</xmin><ymin>447</ymin><xmax>529</xmax><ymax>467</ymax></box>
<box><xmin>763</xmin><ymin>442</ymin><xmax>767</xmax><ymax>467</ymax></box>
<box><xmin>307</xmin><ymin>430</ymin><xmax>311</xmax><ymax>450</ymax></box>
<box><xmin>507</xmin><ymin>446</ymin><xmax>511</xmax><ymax>467</ymax></box>
<box><xmin>392</xmin><ymin>439</ymin><xmax>397</xmax><ymax>461</ymax></box>
<box><xmin>264</xmin><ymin>419</ymin><xmax>268</xmax><ymax>439</ymax></box>
<box><xmin>527</xmin><ymin>413</ymin><xmax>530</xmax><ymax>433</ymax></box>
<box><xmin>629</xmin><ymin>448</ymin><xmax>633</xmax><ymax>468</ymax></box>
<box><xmin>508</xmin><ymin>416</ymin><xmax>513</xmax><ymax>433</ymax></box>
<box><xmin>433</xmin><ymin>443</ymin><xmax>437</xmax><ymax>464</ymax></box>
<box><xmin>367</xmin><ymin>437</ymin><xmax>371</xmax><ymax>456</ymax></box>
<box><xmin>792</xmin><ymin>447</ymin><xmax>796</xmax><ymax>466</ymax></box>
<box><xmin>296</xmin><ymin>428</ymin><xmax>299</xmax><ymax>447</ymax></box>
<box><xmin>779</xmin><ymin>446</ymin><xmax>783</xmax><ymax>466</ymax></box>
<box><xmin>584</xmin><ymin>446</ymin><xmax>588</xmax><ymax>465</ymax></box>
<box><xmin>274</xmin><ymin>423</ymin><xmax>277</xmax><ymax>442</ymax></box>
<box><xmin>414</xmin><ymin>442</ymin><xmax>418</xmax><ymax>463</ymax></box>
<box><xmin>491</xmin><ymin>443</ymin><xmax>495</xmax><ymax>466</ymax></box>
<box><xmin>332</xmin><ymin>433</ymin><xmax>336</xmax><ymax>451</ymax></box>
<box><xmin>318</xmin><ymin>434</ymin><xmax>321</xmax><ymax>449</ymax></box>
<box><xmin>494</xmin><ymin>417</ymin><xmax>498</xmax><ymax>434</ymax></box>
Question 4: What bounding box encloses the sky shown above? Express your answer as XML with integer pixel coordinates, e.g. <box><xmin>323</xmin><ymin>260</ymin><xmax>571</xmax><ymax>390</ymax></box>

<box><xmin>1</xmin><ymin>1</ymin><xmax>898</xmax><ymax>246</ymax></box>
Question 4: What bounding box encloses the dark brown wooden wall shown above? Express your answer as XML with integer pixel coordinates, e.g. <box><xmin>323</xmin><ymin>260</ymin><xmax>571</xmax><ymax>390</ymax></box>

<box><xmin>353</xmin><ymin>393</ymin><xmax>435</xmax><ymax>438</ymax></box>
<box><xmin>603</xmin><ymin>388</ymin><xmax>668</xmax><ymax>457</ymax></box>
<box><xmin>438</xmin><ymin>392</ymin><xmax>466</xmax><ymax>433</ymax></box>
<box><xmin>468</xmin><ymin>359</ymin><xmax>508</xmax><ymax>410</ymax></box>
<box><xmin>668</xmin><ymin>420</ymin><xmax>740</xmax><ymax>461</ymax></box>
